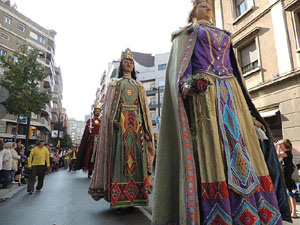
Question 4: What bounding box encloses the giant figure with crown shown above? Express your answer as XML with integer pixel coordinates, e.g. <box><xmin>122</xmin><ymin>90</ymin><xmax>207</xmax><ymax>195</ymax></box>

<box><xmin>152</xmin><ymin>0</ymin><xmax>291</xmax><ymax>224</ymax></box>
<box><xmin>74</xmin><ymin>104</ymin><xmax>101</xmax><ymax>178</ymax></box>
<box><xmin>89</xmin><ymin>48</ymin><xmax>155</xmax><ymax>209</ymax></box>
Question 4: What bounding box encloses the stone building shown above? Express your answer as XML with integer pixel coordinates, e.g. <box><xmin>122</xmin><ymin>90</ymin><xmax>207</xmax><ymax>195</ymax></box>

<box><xmin>0</xmin><ymin>0</ymin><xmax>64</xmax><ymax>143</ymax></box>
<box><xmin>213</xmin><ymin>0</ymin><xmax>300</xmax><ymax>148</ymax></box>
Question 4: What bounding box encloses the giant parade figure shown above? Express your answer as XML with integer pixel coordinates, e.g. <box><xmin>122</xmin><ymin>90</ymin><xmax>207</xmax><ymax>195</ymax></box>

<box><xmin>152</xmin><ymin>1</ymin><xmax>291</xmax><ymax>224</ymax></box>
<box><xmin>89</xmin><ymin>48</ymin><xmax>155</xmax><ymax>209</ymax></box>
<box><xmin>74</xmin><ymin>104</ymin><xmax>101</xmax><ymax>178</ymax></box>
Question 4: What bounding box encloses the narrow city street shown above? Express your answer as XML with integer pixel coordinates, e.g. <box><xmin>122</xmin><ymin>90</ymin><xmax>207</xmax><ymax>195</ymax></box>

<box><xmin>0</xmin><ymin>170</ymin><xmax>151</xmax><ymax>225</ymax></box>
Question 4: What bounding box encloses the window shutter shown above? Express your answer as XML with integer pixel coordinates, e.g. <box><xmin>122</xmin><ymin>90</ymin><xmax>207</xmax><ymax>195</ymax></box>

<box><xmin>240</xmin><ymin>41</ymin><xmax>257</xmax><ymax>67</ymax></box>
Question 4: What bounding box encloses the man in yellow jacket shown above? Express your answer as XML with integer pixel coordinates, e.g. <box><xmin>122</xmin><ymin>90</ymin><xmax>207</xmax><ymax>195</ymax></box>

<box><xmin>27</xmin><ymin>140</ymin><xmax>50</xmax><ymax>194</ymax></box>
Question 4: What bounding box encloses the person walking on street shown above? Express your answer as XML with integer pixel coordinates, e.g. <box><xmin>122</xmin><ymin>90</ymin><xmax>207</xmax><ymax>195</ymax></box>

<box><xmin>1</xmin><ymin>142</ymin><xmax>12</xmax><ymax>189</ymax></box>
<box><xmin>69</xmin><ymin>147</ymin><xmax>76</xmax><ymax>171</ymax></box>
<box><xmin>27</xmin><ymin>140</ymin><xmax>50</xmax><ymax>194</ymax></box>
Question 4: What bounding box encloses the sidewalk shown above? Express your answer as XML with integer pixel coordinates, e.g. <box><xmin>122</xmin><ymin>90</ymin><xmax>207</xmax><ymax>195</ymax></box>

<box><xmin>0</xmin><ymin>184</ymin><xmax>26</xmax><ymax>202</ymax></box>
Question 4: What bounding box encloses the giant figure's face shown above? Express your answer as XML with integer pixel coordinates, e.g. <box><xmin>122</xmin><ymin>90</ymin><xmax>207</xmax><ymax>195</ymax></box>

<box><xmin>194</xmin><ymin>3</ymin><xmax>211</xmax><ymax>22</ymax></box>
<box><xmin>122</xmin><ymin>59</ymin><xmax>134</xmax><ymax>75</ymax></box>
<box><xmin>94</xmin><ymin>108</ymin><xmax>101</xmax><ymax>117</ymax></box>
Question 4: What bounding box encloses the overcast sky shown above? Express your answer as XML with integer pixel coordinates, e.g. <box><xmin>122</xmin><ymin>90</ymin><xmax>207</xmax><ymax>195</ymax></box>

<box><xmin>13</xmin><ymin>0</ymin><xmax>192</xmax><ymax>121</ymax></box>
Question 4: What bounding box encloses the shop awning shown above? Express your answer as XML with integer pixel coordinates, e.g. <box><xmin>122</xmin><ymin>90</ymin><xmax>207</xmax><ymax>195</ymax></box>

<box><xmin>260</xmin><ymin>108</ymin><xmax>279</xmax><ymax>118</ymax></box>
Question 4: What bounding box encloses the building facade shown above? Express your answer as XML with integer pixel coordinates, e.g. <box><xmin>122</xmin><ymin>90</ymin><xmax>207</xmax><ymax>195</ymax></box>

<box><xmin>69</xmin><ymin>118</ymin><xmax>85</xmax><ymax>146</ymax></box>
<box><xmin>213</xmin><ymin>0</ymin><xmax>300</xmax><ymax>149</ymax></box>
<box><xmin>0</xmin><ymin>1</ymin><xmax>65</xmax><ymax>143</ymax></box>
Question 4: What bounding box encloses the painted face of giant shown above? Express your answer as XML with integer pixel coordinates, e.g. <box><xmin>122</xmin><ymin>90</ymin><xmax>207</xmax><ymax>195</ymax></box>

<box><xmin>194</xmin><ymin>2</ymin><xmax>212</xmax><ymax>22</ymax></box>
<box><xmin>122</xmin><ymin>59</ymin><xmax>134</xmax><ymax>75</ymax></box>
<box><xmin>94</xmin><ymin>108</ymin><xmax>101</xmax><ymax>117</ymax></box>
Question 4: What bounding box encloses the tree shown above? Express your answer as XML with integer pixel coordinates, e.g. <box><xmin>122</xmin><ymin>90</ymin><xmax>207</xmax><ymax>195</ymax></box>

<box><xmin>60</xmin><ymin>133</ymin><xmax>73</xmax><ymax>149</ymax></box>
<box><xmin>51</xmin><ymin>121</ymin><xmax>72</xmax><ymax>148</ymax></box>
<box><xmin>0</xmin><ymin>44</ymin><xmax>52</xmax><ymax>139</ymax></box>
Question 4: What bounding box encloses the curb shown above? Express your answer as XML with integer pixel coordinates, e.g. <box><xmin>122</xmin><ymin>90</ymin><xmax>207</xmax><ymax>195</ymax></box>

<box><xmin>0</xmin><ymin>185</ymin><xmax>26</xmax><ymax>202</ymax></box>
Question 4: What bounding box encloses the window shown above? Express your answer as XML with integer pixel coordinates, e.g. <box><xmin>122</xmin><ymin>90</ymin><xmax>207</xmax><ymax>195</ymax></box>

<box><xmin>30</xmin><ymin>31</ymin><xmax>45</xmax><ymax>44</ymax></box>
<box><xmin>27</xmin><ymin>46</ymin><xmax>34</xmax><ymax>51</ymax></box>
<box><xmin>0</xmin><ymin>49</ymin><xmax>7</xmax><ymax>56</ymax></box>
<box><xmin>150</xmin><ymin>98</ymin><xmax>156</xmax><ymax>105</ymax></box>
<box><xmin>240</xmin><ymin>41</ymin><xmax>258</xmax><ymax>74</ymax></box>
<box><xmin>16</xmin><ymin>40</ymin><xmax>24</xmax><ymax>46</ymax></box>
<box><xmin>236</xmin><ymin>0</ymin><xmax>253</xmax><ymax>17</ymax></box>
<box><xmin>37</xmin><ymin>36</ymin><xmax>45</xmax><ymax>44</ymax></box>
<box><xmin>18</xmin><ymin>25</ymin><xmax>25</xmax><ymax>32</ymax></box>
<box><xmin>160</xmin><ymin>97</ymin><xmax>164</xmax><ymax>104</ymax></box>
<box><xmin>2</xmin><ymin>16</ymin><xmax>11</xmax><ymax>24</ymax></box>
<box><xmin>158</xmin><ymin>64</ymin><xmax>167</xmax><ymax>71</ymax></box>
<box><xmin>158</xmin><ymin>80</ymin><xmax>165</xmax><ymax>88</ymax></box>
<box><xmin>151</xmin><ymin>112</ymin><xmax>156</xmax><ymax>120</ymax></box>
<box><xmin>0</xmin><ymin>33</ymin><xmax>9</xmax><ymax>41</ymax></box>
<box><xmin>150</xmin><ymin>83</ymin><xmax>156</xmax><ymax>90</ymax></box>
<box><xmin>0</xmin><ymin>68</ymin><xmax>4</xmax><ymax>75</ymax></box>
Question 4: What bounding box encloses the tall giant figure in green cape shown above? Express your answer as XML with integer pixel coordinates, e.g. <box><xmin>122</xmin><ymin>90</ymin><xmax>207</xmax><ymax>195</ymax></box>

<box><xmin>89</xmin><ymin>49</ymin><xmax>156</xmax><ymax>208</ymax></box>
<box><xmin>152</xmin><ymin>1</ymin><xmax>291</xmax><ymax>224</ymax></box>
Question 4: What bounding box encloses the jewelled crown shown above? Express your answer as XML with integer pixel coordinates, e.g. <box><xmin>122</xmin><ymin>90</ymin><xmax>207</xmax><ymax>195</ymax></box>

<box><xmin>93</xmin><ymin>103</ymin><xmax>101</xmax><ymax>109</ymax></box>
<box><xmin>192</xmin><ymin>0</ymin><xmax>212</xmax><ymax>6</ymax></box>
<box><xmin>121</xmin><ymin>48</ymin><xmax>133</xmax><ymax>61</ymax></box>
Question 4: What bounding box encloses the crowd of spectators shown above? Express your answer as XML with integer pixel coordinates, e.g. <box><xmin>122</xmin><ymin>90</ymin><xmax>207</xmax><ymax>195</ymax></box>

<box><xmin>0</xmin><ymin>138</ymin><xmax>76</xmax><ymax>189</ymax></box>
<box><xmin>0</xmin><ymin>139</ymin><xmax>28</xmax><ymax>189</ymax></box>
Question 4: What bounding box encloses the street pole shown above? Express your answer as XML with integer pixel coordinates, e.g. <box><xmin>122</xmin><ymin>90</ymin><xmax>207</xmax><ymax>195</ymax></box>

<box><xmin>57</xmin><ymin>113</ymin><xmax>61</xmax><ymax>147</ymax></box>
<box><xmin>25</xmin><ymin>113</ymin><xmax>31</xmax><ymax>154</ymax></box>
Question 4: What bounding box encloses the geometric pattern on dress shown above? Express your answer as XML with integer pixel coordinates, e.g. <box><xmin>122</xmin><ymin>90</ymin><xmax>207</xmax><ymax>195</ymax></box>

<box><xmin>177</xmin><ymin>27</ymin><xmax>201</xmax><ymax>225</ymax></box>
<box><xmin>201</xmin><ymin>181</ymin><xmax>229</xmax><ymax>200</ymax></box>
<box><xmin>257</xmin><ymin>176</ymin><xmax>274</xmax><ymax>193</ymax></box>
<box><xmin>122</xmin><ymin>110</ymin><xmax>139</xmax><ymax>176</ymax></box>
<box><xmin>217</xmin><ymin>80</ymin><xmax>259</xmax><ymax>196</ymax></box>
<box><xmin>111</xmin><ymin>180</ymin><xmax>122</xmax><ymax>206</ymax></box>
<box><xmin>224</xmin><ymin>105</ymin><xmax>239</xmax><ymax>140</ymax></box>
<box><xmin>231</xmin><ymin>143</ymin><xmax>251</xmax><ymax>185</ymax></box>
<box><xmin>257</xmin><ymin>197</ymin><xmax>280</xmax><ymax>225</ymax></box>
<box><xmin>124</xmin><ymin>178</ymin><xmax>139</xmax><ymax>203</ymax></box>
<box><xmin>142</xmin><ymin>176</ymin><xmax>149</xmax><ymax>201</ymax></box>
<box><xmin>233</xmin><ymin>199</ymin><xmax>260</xmax><ymax>225</ymax></box>
<box><xmin>204</xmin><ymin>203</ymin><xmax>232</xmax><ymax>225</ymax></box>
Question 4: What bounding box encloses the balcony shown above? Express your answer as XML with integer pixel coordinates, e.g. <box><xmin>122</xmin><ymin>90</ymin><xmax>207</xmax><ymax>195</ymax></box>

<box><xmin>146</xmin><ymin>89</ymin><xmax>157</xmax><ymax>96</ymax></box>
<box><xmin>41</xmin><ymin>104</ymin><xmax>51</xmax><ymax>117</ymax></box>
<box><xmin>149</xmin><ymin>103</ymin><xmax>162</xmax><ymax>110</ymax></box>
<box><xmin>43</xmin><ymin>76</ymin><xmax>52</xmax><ymax>88</ymax></box>
<box><xmin>146</xmin><ymin>86</ymin><xmax>164</xmax><ymax>96</ymax></box>
<box><xmin>53</xmin><ymin>95</ymin><xmax>59</xmax><ymax>103</ymax></box>
<box><xmin>40</xmin><ymin>117</ymin><xmax>51</xmax><ymax>131</ymax></box>
<box><xmin>52</xmin><ymin>107</ymin><xmax>59</xmax><ymax>115</ymax></box>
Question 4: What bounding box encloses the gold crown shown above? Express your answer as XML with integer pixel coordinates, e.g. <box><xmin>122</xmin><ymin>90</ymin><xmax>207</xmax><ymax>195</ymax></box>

<box><xmin>93</xmin><ymin>103</ymin><xmax>101</xmax><ymax>109</ymax></box>
<box><xmin>121</xmin><ymin>48</ymin><xmax>133</xmax><ymax>61</ymax></box>
<box><xmin>192</xmin><ymin>0</ymin><xmax>212</xmax><ymax>6</ymax></box>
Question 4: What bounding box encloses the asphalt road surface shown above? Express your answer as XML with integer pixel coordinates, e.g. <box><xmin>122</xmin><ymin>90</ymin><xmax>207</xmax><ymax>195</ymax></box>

<box><xmin>0</xmin><ymin>170</ymin><xmax>151</xmax><ymax>225</ymax></box>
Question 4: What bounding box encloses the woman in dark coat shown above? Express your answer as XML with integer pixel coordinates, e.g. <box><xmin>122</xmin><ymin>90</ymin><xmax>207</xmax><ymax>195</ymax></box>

<box><xmin>277</xmin><ymin>139</ymin><xmax>297</xmax><ymax>218</ymax></box>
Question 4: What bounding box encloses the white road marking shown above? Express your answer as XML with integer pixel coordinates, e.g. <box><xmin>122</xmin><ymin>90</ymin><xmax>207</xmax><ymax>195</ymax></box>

<box><xmin>136</xmin><ymin>206</ymin><xmax>152</xmax><ymax>221</ymax></box>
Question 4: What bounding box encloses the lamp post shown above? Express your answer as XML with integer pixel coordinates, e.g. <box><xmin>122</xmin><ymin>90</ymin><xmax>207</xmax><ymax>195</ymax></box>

<box><xmin>57</xmin><ymin>112</ymin><xmax>63</xmax><ymax>147</ymax></box>
<box><xmin>25</xmin><ymin>113</ymin><xmax>31</xmax><ymax>154</ymax></box>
